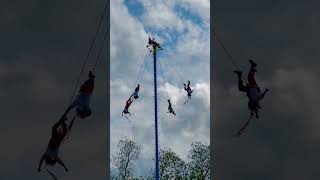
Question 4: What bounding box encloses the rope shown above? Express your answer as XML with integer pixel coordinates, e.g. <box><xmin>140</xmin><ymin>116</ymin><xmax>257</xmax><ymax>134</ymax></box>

<box><xmin>130</xmin><ymin>51</ymin><xmax>150</xmax><ymax>94</ymax></box>
<box><xmin>183</xmin><ymin>98</ymin><xmax>190</xmax><ymax>104</ymax></box>
<box><xmin>137</xmin><ymin>51</ymin><xmax>150</xmax><ymax>86</ymax></box>
<box><xmin>60</xmin><ymin>114</ymin><xmax>77</xmax><ymax>145</ymax></box>
<box><xmin>161</xmin><ymin>48</ymin><xmax>185</xmax><ymax>85</ymax></box>
<box><xmin>92</xmin><ymin>24</ymin><xmax>110</xmax><ymax>72</ymax></box>
<box><xmin>123</xmin><ymin>114</ymin><xmax>132</xmax><ymax>122</ymax></box>
<box><xmin>138</xmin><ymin>52</ymin><xmax>150</xmax><ymax>85</ymax></box>
<box><xmin>158</xmin><ymin>59</ymin><xmax>170</xmax><ymax>100</ymax></box>
<box><xmin>121</xmin><ymin>52</ymin><xmax>150</xmax><ymax>123</ymax></box>
<box><xmin>211</xmin><ymin>27</ymin><xmax>241</xmax><ymax>70</ymax></box>
<box><xmin>46</xmin><ymin>167</ymin><xmax>58</xmax><ymax>180</ymax></box>
<box><xmin>233</xmin><ymin>114</ymin><xmax>254</xmax><ymax>137</ymax></box>
<box><xmin>68</xmin><ymin>0</ymin><xmax>109</xmax><ymax>105</ymax></box>
<box><xmin>137</xmin><ymin>52</ymin><xmax>150</xmax><ymax>86</ymax></box>
<box><xmin>64</xmin><ymin>25</ymin><xmax>109</xmax><ymax>141</ymax></box>
<box><xmin>64</xmin><ymin>114</ymin><xmax>77</xmax><ymax>140</ymax></box>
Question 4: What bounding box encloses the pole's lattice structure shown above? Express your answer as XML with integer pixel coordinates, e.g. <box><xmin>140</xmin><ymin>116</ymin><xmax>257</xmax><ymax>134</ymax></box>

<box><xmin>147</xmin><ymin>37</ymin><xmax>162</xmax><ymax>180</ymax></box>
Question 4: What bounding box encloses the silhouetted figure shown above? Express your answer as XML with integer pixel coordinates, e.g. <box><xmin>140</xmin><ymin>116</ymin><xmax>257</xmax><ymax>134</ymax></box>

<box><xmin>233</xmin><ymin>59</ymin><xmax>269</xmax><ymax>119</ymax></box>
<box><xmin>130</xmin><ymin>84</ymin><xmax>140</xmax><ymax>99</ymax></box>
<box><xmin>184</xmin><ymin>80</ymin><xmax>194</xmax><ymax>103</ymax></box>
<box><xmin>122</xmin><ymin>97</ymin><xmax>133</xmax><ymax>116</ymax></box>
<box><xmin>167</xmin><ymin>99</ymin><xmax>176</xmax><ymax>116</ymax></box>
<box><xmin>38</xmin><ymin>115</ymin><xmax>71</xmax><ymax>175</ymax></box>
<box><xmin>148</xmin><ymin>37</ymin><xmax>161</xmax><ymax>48</ymax></box>
<box><xmin>64</xmin><ymin>71</ymin><xmax>95</xmax><ymax>119</ymax></box>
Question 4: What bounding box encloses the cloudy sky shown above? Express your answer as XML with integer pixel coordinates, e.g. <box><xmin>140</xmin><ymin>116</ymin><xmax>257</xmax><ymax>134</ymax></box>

<box><xmin>0</xmin><ymin>0</ymin><xmax>108</xmax><ymax>179</ymax></box>
<box><xmin>213</xmin><ymin>0</ymin><xmax>320</xmax><ymax>179</ymax></box>
<box><xmin>110</xmin><ymin>0</ymin><xmax>210</xmax><ymax>177</ymax></box>
<box><xmin>3</xmin><ymin>0</ymin><xmax>318</xmax><ymax>179</ymax></box>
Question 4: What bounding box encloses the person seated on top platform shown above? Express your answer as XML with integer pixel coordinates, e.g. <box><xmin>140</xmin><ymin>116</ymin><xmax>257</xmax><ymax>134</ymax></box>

<box><xmin>130</xmin><ymin>84</ymin><xmax>140</xmax><ymax>99</ymax></box>
<box><xmin>233</xmin><ymin>59</ymin><xmax>269</xmax><ymax>118</ymax></box>
<box><xmin>122</xmin><ymin>97</ymin><xmax>133</xmax><ymax>116</ymax></box>
<box><xmin>148</xmin><ymin>37</ymin><xmax>161</xmax><ymax>48</ymax></box>
<box><xmin>64</xmin><ymin>71</ymin><xmax>95</xmax><ymax>119</ymax></box>
<box><xmin>38</xmin><ymin>115</ymin><xmax>70</xmax><ymax>173</ymax></box>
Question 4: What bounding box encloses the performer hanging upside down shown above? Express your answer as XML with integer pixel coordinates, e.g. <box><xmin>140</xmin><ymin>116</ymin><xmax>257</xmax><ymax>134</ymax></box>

<box><xmin>38</xmin><ymin>115</ymin><xmax>72</xmax><ymax>177</ymax></box>
<box><xmin>233</xmin><ymin>59</ymin><xmax>269</xmax><ymax>119</ymax></box>
<box><xmin>184</xmin><ymin>80</ymin><xmax>194</xmax><ymax>100</ymax></box>
<box><xmin>122</xmin><ymin>97</ymin><xmax>133</xmax><ymax>116</ymax></box>
<box><xmin>64</xmin><ymin>71</ymin><xmax>95</xmax><ymax>119</ymax></box>
<box><xmin>233</xmin><ymin>59</ymin><xmax>269</xmax><ymax>137</ymax></box>
<box><xmin>167</xmin><ymin>99</ymin><xmax>176</xmax><ymax>116</ymax></box>
<box><xmin>130</xmin><ymin>84</ymin><xmax>140</xmax><ymax>99</ymax></box>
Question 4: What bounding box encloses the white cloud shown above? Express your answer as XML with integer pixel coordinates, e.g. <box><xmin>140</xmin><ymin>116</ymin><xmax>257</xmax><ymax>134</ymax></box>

<box><xmin>141</xmin><ymin>1</ymin><xmax>185</xmax><ymax>32</ymax></box>
<box><xmin>110</xmin><ymin>0</ymin><xmax>149</xmax><ymax>80</ymax></box>
<box><xmin>111</xmin><ymin>0</ymin><xmax>210</xmax><ymax>177</ymax></box>
<box><xmin>179</xmin><ymin>0</ymin><xmax>210</xmax><ymax>22</ymax></box>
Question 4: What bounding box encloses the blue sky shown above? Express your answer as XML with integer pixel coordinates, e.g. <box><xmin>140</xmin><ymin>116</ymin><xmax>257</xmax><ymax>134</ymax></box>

<box><xmin>110</xmin><ymin>0</ymin><xmax>210</xmax><ymax>178</ymax></box>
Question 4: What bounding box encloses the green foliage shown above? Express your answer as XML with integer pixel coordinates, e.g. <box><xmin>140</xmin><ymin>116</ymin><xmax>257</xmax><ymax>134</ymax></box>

<box><xmin>159</xmin><ymin>147</ymin><xmax>188</xmax><ymax>179</ymax></box>
<box><xmin>112</xmin><ymin>136</ymin><xmax>142</xmax><ymax>180</ymax></box>
<box><xmin>111</xmin><ymin>140</ymin><xmax>210</xmax><ymax>180</ymax></box>
<box><xmin>187</xmin><ymin>142</ymin><xmax>211</xmax><ymax>179</ymax></box>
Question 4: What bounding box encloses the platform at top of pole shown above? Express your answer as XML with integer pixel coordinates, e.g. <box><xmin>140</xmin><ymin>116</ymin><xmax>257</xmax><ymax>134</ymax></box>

<box><xmin>147</xmin><ymin>37</ymin><xmax>163</xmax><ymax>52</ymax></box>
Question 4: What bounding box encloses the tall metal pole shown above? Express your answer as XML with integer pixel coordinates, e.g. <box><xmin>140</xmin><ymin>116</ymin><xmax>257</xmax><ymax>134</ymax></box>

<box><xmin>153</xmin><ymin>43</ymin><xmax>160</xmax><ymax>180</ymax></box>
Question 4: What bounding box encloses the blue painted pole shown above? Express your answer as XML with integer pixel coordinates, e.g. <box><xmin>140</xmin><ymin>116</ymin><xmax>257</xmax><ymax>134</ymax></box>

<box><xmin>153</xmin><ymin>44</ymin><xmax>160</xmax><ymax>180</ymax></box>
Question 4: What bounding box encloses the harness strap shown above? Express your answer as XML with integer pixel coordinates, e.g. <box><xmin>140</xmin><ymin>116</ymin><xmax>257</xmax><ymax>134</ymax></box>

<box><xmin>123</xmin><ymin>115</ymin><xmax>131</xmax><ymax>122</ymax></box>
<box><xmin>64</xmin><ymin>115</ymin><xmax>77</xmax><ymax>140</ymax></box>
<box><xmin>46</xmin><ymin>166</ymin><xmax>58</xmax><ymax>180</ymax></box>
<box><xmin>233</xmin><ymin>114</ymin><xmax>254</xmax><ymax>137</ymax></box>
<box><xmin>184</xmin><ymin>98</ymin><xmax>190</xmax><ymax>104</ymax></box>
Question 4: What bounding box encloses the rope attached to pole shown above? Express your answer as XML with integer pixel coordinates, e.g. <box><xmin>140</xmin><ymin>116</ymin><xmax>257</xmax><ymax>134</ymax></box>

<box><xmin>68</xmin><ymin>0</ymin><xmax>109</xmax><ymax>105</ymax></box>
<box><xmin>162</xmin><ymin>48</ymin><xmax>185</xmax><ymax>85</ymax></box>
<box><xmin>211</xmin><ymin>27</ymin><xmax>241</xmax><ymax>70</ymax></box>
<box><xmin>158</xmin><ymin>60</ymin><xmax>170</xmax><ymax>100</ymax></box>
<box><xmin>138</xmin><ymin>52</ymin><xmax>149</xmax><ymax>85</ymax></box>
<box><xmin>133</xmin><ymin>51</ymin><xmax>150</xmax><ymax>88</ymax></box>
<box><xmin>128</xmin><ymin>50</ymin><xmax>150</xmax><ymax>99</ymax></box>
<box><xmin>92</xmin><ymin>24</ymin><xmax>110</xmax><ymax>72</ymax></box>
